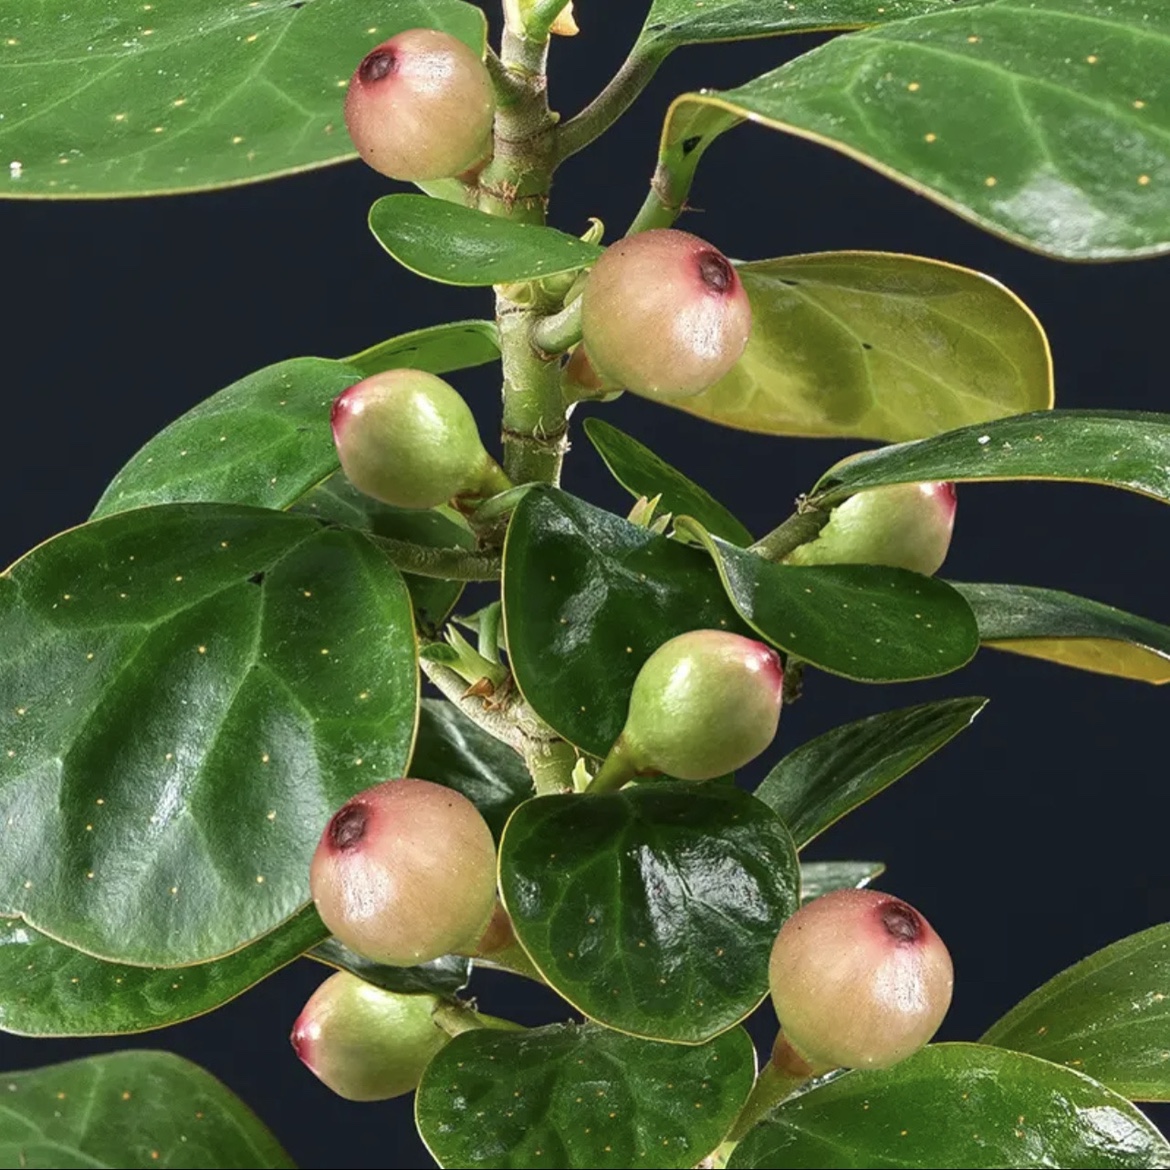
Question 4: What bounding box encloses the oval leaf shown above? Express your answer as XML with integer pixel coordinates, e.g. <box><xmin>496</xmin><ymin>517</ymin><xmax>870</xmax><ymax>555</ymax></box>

<box><xmin>952</xmin><ymin>582</ymin><xmax>1170</xmax><ymax>685</ymax></box>
<box><xmin>345</xmin><ymin>319</ymin><xmax>498</xmax><ymax>379</ymax></box>
<box><xmin>369</xmin><ymin>195</ymin><xmax>602</xmax><ymax>286</ymax></box>
<box><xmin>982</xmin><ymin>924</ymin><xmax>1170</xmax><ymax>1102</ymax></box>
<box><xmin>728</xmin><ymin>1043</ymin><xmax>1170</xmax><ymax>1170</ymax></box>
<box><xmin>0</xmin><ymin>0</ymin><xmax>485</xmax><ymax>200</ymax></box>
<box><xmin>0</xmin><ymin>1050</ymin><xmax>295</xmax><ymax>1168</ymax></box>
<box><xmin>756</xmin><ymin>697</ymin><xmax>987</xmax><ymax>847</ymax></box>
<box><xmin>800</xmin><ymin>860</ymin><xmax>886</xmax><ymax>903</ymax></box>
<box><xmin>0</xmin><ymin>504</ymin><xmax>417</xmax><ymax>966</ymax></box>
<box><xmin>499</xmin><ymin>784</ymin><xmax>800</xmax><ymax>1044</ymax></box>
<box><xmin>309</xmin><ymin>936</ymin><xmax>470</xmax><ymax>999</ymax></box>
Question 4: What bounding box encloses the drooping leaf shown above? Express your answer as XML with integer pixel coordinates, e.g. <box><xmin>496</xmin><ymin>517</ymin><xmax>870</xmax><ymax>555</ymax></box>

<box><xmin>309</xmin><ymin>937</ymin><xmax>471</xmax><ymax>999</ymax></box>
<box><xmin>982</xmin><ymin>924</ymin><xmax>1170</xmax><ymax>1102</ymax></box>
<box><xmin>952</xmin><ymin>582</ymin><xmax>1170</xmax><ymax>685</ymax></box>
<box><xmin>345</xmin><ymin>319</ymin><xmax>498</xmax><ymax>379</ymax></box>
<box><xmin>0</xmin><ymin>0</ymin><xmax>485</xmax><ymax>200</ymax></box>
<box><xmin>499</xmin><ymin>784</ymin><xmax>800</xmax><ymax>1044</ymax></box>
<box><xmin>756</xmin><ymin>698</ymin><xmax>987</xmax><ymax>846</ymax></box>
<box><xmin>0</xmin><ymin>504</ymin><xmax>417</xmax><ymax>966</ymax></box>
<box><xmin>674</xmin><ymin>253</ymin><xmax>1052</xmax><ymax>440</ymax></box>
<box><xmin>369</xmin><ymin>195</ymin><xmax>602</xmax><ymax>285</ymax></box>
<box><xmin>417</xmin><ymin>1022</ymin><xmax>755</xmax><ymax>1169</ymax></box>
<box><xmin>800</xmin><ymin>860</ymin><xmax>886</xmax><ymax>903</ymax></box>
<box><xmin>0</xmin><ymin>1050</ymin><xmax>295</xmax><ymax>1168</ymax></box>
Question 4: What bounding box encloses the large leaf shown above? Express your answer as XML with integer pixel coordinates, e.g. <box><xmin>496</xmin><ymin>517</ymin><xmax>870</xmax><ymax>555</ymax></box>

<box><xmin>0</xmin><ymin>0</ymin><xmax>485</xmax><ymax>200</ymax></box>
<box><xmin>811</xmin><ymin>410</ymin><xmax>1170</xmax><ymax>506</ymax></box>
<box><xmin>417</xmin><ymin>1022</ymin><xmax>755</xmax><ymax>1169</ymax></box>
<box><xmin>0</xmin><ymin>1051</ymin><xmax>295</xmax><ymax>1168</ymax></box>
<box><xmin>369</xmin><ymin>195</ymin><xmax>602</xmax><ymax>285</ymax></box>
<box><xmin>755</xmin><ymin>698</ymin><xmax>987</xmax><ymax>847</ymax></box>
<box><xmin>953</xmin><ymin>582</ymin><xmax>1170</xmax><ymax>685</ymax></box>
<box><xmin>728</xmin><ymin>1043</ymin><xmax>1170</xmax><ymax>1169</ymax></box>
<box><xmin>501</xmin><ymin>488</ymin><xmax>747</xmax><ymax>757</ymax></box>
<box><xmin>662</xmin><ymin>1</ymin><xmax>1170</xmax><ymax>261</ymax></box>
<box><xmin>982</xmin><ymin>924</ymin><xmax>1170</xmax><ymax>1102</ymax></box>
<box><xmin>499</xmin><ymin>784</ymin><xmax>800</xmax><ymax>1044</ymax></box>
<box><xmin>673</xmin><ymin>253</ymin><xmax>1052</xmax><ymax>440</ymax></box>
<box><xmin>680</xmin><ymin>520</ymin><xmax>980</xmax><ymax>682</ymax></box>
<box><xmin>309</xmin><ymin>937</ymin><xmax>471</xmax><ymax>998</ymax></box>
<box><xmin>0</xmin><ymin>504</ymin><xmax>417</xmax><ymax>966</ymax></box>
<box><xmin>800</xmin><ymin>860</ymin><xmax>885</xmax><ymax>902</ymax></box>
<box><xmin>345</xmin><ymin>319</ymin><xmax>498</xmax><ymax>379</ymax></box>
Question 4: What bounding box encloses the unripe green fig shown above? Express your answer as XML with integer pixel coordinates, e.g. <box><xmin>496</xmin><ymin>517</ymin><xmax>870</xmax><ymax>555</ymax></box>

<box><xmin>344</xmin><ymin>29</ymin><xmax>495</xmax><ymax>182</ymax></box>
<box><xmin>769</xmin><ymin>889</ymin><xmax>954</xmax><ymax>1072</ymax></box>
<box><xmin>290</xmin><ymin>972</ymin><xmax>449</xmax><ymax>1101</ymax></box>
<box><xmin>310</xmin><ymin>779</ymin><xmax>498</xmax><ymax>967</ymax></box>
<box><xmin>331</xmin><ymin>369</ymin><xmax>510</xmax><ymax>510</ymax></box>
<box><xmin>581</xmin><ymin>230</ymin><xmax>752</xmax><ymax>399</ymax></box>
<box><xmin>786</xmin><ymin>482</ymin><xmax>956</xmax><ymax>576</ymax></box>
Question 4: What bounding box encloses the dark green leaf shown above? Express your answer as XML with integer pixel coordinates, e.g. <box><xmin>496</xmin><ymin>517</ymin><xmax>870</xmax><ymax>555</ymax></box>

<box><xmin>345</xmin><ymin>319</ymin><xmax>499</xmax><ymax>379</ymax></box>
<box><xmin>583</xmin><ymin>418</ymin><xmax>753</xmax><ymax>544</ymax></box>
<box><xmin>728</xmin><ymin>1043</ymin><xmax>1170</xmax><ymax>1169</ymax></box>
<box><xmin>679</xmin><ymin>520</ymin><xmax>980</xmax><ymax>682</ymax></box>
<box><xmin>662</xmin><ymin>2</ymin><xmax>1170</xmax><ymax>260</ymax></box>
<box><xmin>676</xmin><ymin>253</ymin><xmax>1052</xmax><ymax>440</ymax></box>
<box><xmin>501</xmin><ymin>488</ymin><xmax>746</xmax><ymax>757</ymax></box>
<box><xmin>369</xmin><ymin>195</ymin><xmax>602</xmax><ymax>286</ymax></box>
<box><xmin>800</xmin><ymin>860</ymin><xmax>885</xmax><ymax>902</ymax></box>
<box><xmin>0</xmin><ymin>504</ymin><xmax>417</xmax><ymax>966</ymax></box>
<box><xmin>499</xmin><ymin>784</ymin><xmax>800</xmax><ymax>1044</ymax></box>
<box><xmin>982</xmin><ymin>924</ymin><xmax>1170</xmax><ymax>1102</ymax></box>
<box><xmin>0</xmin><ymin>1050</ymin><xmax>295</xmax><ymax>1168</ymax></box>
<box><xmin>756</xmin><ymin>698</ymin><xmax>987</xmax><ymax>847</ymax></box>
<box><xmin>952</xmin><ymin>582</ymin><xmax>1170</xmax><ymax>685</ymax></box>
<box><xmin>812</xmin><ymin>411</ymin><xmax>1170</xmax><ymax>506</ymax></box>
<box><xmin>417</xmin><ymin>1022</ymin><xmax>755</xmax><ymax>1169</ymax></box>
<box><xmin>309</xmin><ymin>936</ymin><xmax>470</xmax><ymax>999</ymax></box>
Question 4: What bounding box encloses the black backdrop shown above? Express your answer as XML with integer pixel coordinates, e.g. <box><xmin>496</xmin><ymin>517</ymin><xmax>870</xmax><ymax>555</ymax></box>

<box><xmin>2</xmin><ymin>7</ymin><xmax>1168</xmax><ymax>1167</ymax></box>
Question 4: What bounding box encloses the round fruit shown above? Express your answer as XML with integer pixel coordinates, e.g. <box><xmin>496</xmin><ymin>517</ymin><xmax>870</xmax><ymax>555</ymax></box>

<box><xmin>310</xmin><ymin>779</ymin><xmax>498</xmax><ymax>966</ymax></box>
<box><xmin>581</xmin><ymin>229</ymin><xmax>752</xmax><ymax>399</ymax></box>
<box><xmin>344</xmin><ymin>29</ymin><xmax>495</xmax><ymax>182</ymax></box>
<box><xmin>768</xmin><ymin>889</ymin><xmax>954</xmax><ymax>1072</ymax></box>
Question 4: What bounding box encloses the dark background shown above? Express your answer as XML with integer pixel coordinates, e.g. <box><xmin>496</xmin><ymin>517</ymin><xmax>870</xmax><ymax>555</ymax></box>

<box><xmin>1</xmin><ymin>7</ymin><xmax>1168</xmax><ymax>1167</ymax></box>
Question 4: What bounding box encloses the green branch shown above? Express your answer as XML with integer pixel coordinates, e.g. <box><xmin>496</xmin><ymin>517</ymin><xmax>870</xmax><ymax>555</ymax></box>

<box><xmin>558</xmin><ymin>47</ymin><xmax>666</xmax><ymax>162</ymax></box>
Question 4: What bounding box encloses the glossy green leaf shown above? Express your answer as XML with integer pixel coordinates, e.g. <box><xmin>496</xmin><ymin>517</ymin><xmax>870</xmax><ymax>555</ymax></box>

<box><xmin>583</xmin><ymin>418</ymin><xmax>753</xmax><ymax>544</ymax></box>
<box><xmin>679</xmin><ymin>519</ymin><xmax>980</xmax><ymax>682</ymax></box>
<box><xmin>675</xmin><ymin>253</ymin><xmax>1052</xmax><ymax>441</ymax></box>
<box><xmin>0</xmin><ymin>0</ymin><xmax>485</xmax><ymax>200</ymax></box>
<box><xmin>662</xmin><ymin>1</ymin><xmax>1170</xmax><ymax>260</ymax></box>
<box><xmin>417</xmin><ymin>1022</ymin><xmax>755</xmax><ymax>1169</ymax></box>
<box><xmin>369</xmin><ymin>195</ymin><xmax>602</xmax><ymax>286</ymax></box>
<box><xmin>728</xmin><ymin>1043</ymin><xmax>1170</xmax><ymax>1169</ymax></box>
<box><xmin>309</xmin><ymin>936</ymin><xmax>470</xmax><ymax>998</ymax></box>
<box><xmin>501</xmin><ymin>488</ymin><xmax>746</xmax><ymax>758</ymax></box>
<box><xmin>800</xmin><ymin>860</ymin><xmax>886</xmax><ymax>903</ymax></box>
<box><xmin>982</xmin><ymin>924</ymin><xmax>1170</xmax><ymax>1102</ymax></box>
<box><xmin>499</xmin><ymin>784</ymin><xmax>800</xmax><ymax>1044</ymax></box>
<box><xmin>0</xmin><ymin>504</ymin><xmax>417</xmax><ymax>966</ymax></box>
<box><xmin>812</xmin><ymin>410</ymin><xmax>1170</xmax><ymax>506</ymax></box>
<box><xmin>0</xmin><ymin>1051</ymin><xmax>295</xmax><ymax>1168</ymax></box>
<box><xmin>952</xmin><ymin>582</ymin><xmax>1170</xmax><ymax>685</ymax></box>
<box><xmin>756</xmin><ymin>697</ymin><xmax>987</xmax><ymax>847</ymax></box>
<box><xmin>345</xmin><ymin>319</ymin><xmax>499</xmax><ymax>379</ymax></box>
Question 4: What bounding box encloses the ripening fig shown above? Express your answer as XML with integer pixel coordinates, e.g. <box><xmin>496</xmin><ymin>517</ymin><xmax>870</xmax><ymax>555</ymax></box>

<box><xmin>310</xmin><ymin>779</ymin><xmax>498</xmax><ymax>967</ymax></box>
<box><xmin>581</xmin><ymin>230</ymin><xmax>752</xmax><ymax>399</ymax></box>
<box><xmin>331</xmin><ymin>369</ymin><xmax>511</xmax><ymax>510</ymax></box>
<box><xmin>769</xmin><ymin>889</ymin><xmax>954</xmax><ymax>1072</ymax></box>
<box><xmin>344</xmin><ymin>29</ymin><xmax>495</xmax><ymax>182</ymax></box>
<box><xmin>290</xmin><ymin>972</ymin><xmax>449</xmax><ymax>1101</ymax></box>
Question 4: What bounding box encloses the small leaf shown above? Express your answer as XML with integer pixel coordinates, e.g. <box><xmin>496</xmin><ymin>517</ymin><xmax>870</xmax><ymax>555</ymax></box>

<box><xmin>345</xmin><ymin>319</ymin><xmax>499</xmax><ymax>379</ymax></box>
<box><xmin>728</xmin><ymin>1043</ymin><xmax>1170</xmax><ymax>1170</ymax></box>
<box><xmin>800</xmin><ymin>860</ymin><xmax>886</xmax><ymax>903</ymax></box>
<box><xmin>951</xmin><ymin>582</ymin><xmax>1170</xmax><ymax>685</ymax></box>
<box><xmin>499</xmin><ymin>784</ymin><xmax>800</xmax><ymax>1044</ymax></box>
<box><xmin>309</xmin><ymin>937</ymin><xmax>470</xmax><ymax>999</ymax></box>
<box><xmin>0</xmin><ymin>1050</ymin><xmax>295</xmax><ymax>1168</ymax></box>
<box><xmin>982</xmin><ymin>924</ymin><xmax>1170</xmax><ymax>1102</ymax></box>
<box><xmin>369</xmin><ymin>195</ymin><xmax>602</xmax><ymax>286</ymax></box>
<box><xmin>756</xmin><ymin>698</ymin><xmax>987</xmax><ymax>847</ymax></box>
<box><xmin>417</xmin><ymin>1022</ymin><xmax>756</xmax><ymax>1169</ymax></box>
<box><xmin>583</xmin><ymin>418</ymin><xmax>753</xmax><ymax>544</ymax></box>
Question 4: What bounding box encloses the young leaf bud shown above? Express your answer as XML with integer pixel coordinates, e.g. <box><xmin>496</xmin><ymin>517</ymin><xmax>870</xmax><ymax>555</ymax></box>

<box><xmin>290</xmin><ymin>972</ymin><xmax>449</xmax><ymax>1101</ymax></box>
<box><xmin>785</xmin><ymin>482</ymin><xmax>957</xmax><ymax>577</ymax></box>
<box><xmin>581</xmin><ymin>230</ymin><xmax>752</xmax><ymax>400</ymax></box>
<box><xmin>344</xmin><ymin>29</ymin><xmax>495</xmax><ymax>182</ymax></box>
<box><xmin>769</xmin><ymin>889</ymin><xmax>954</xmax><ymax>1072</ymax></box>
<box><xmin>331</xmin><ymin>369</ymin><xmax>510</xmax><ymax>510</ymax></box>
<box><xmin>310</xmin><ymin>779</ymin><xmax>498</xmax><ymax>967</ymax></box>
